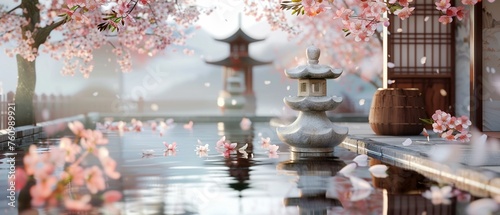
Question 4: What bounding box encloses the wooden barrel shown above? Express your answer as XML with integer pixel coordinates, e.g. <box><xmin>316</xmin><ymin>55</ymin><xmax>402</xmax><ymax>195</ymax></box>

<box><xmin>369</xmin><ymin>88</ymin><xmax>427</xmax><ymax>135</ymax></box>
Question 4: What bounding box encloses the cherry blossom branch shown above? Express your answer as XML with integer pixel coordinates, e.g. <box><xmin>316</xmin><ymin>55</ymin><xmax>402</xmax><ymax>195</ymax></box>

<box><xmin>72</xmin><ymin>151</ymin><xmax>89</xmax><ymax>167</ymax></box>
<box><xmin>34</xmin><ymin>19</ymin><xmax>66</xmax><ymax>48</ymax></box>
<box><xmin>0</xmin><ymin>4</ymin><xmax>21</xmax><ymax>20</ymax></box>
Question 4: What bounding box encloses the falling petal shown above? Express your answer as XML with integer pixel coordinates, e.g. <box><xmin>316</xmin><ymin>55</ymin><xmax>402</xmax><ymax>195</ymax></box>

<box><xmin>93</xmin><ymin>92</ymin><xmax>99</xmax><ymax>96</ymax></box>
<box><xmin>420</xmin><ymin>56</ymin><xmax>427</xmax><ymax>65</ymax></box>
<box><xmin>240</xmin><ymin>117</ymin><xmax>252</xmax><ymax>130</ymax></box>
<box><xmin>397</xmin><ymin>28</ymin><xmax>403</xmax><ymax>33</ymax></box>
<box><xmin>286</xmin><ymin>85</ymin><xmax>290</xmax><ymax>91</ymax></box>
<box><xmin>197</xmin><ymin>139</ymin><xmax>203</xmax><ymax>145</ymax></box>
<box><xmin>231</xmin><ymin>99</ymin><xmax>237</xmax><ymax>105</ymax></box>
<box><xmin>264</xmin><ymin>80</ymin><xmax>271</xmax><ymax>85</ymax></box>
<box><xmin>440</xmin><ymin>89</ymin><xmax>447</xmax><ymax>96</ymax></box>
<box><xmin>467</xmin><ymin>198</ymin><xmax>499</xmax><ymax>215</ymax></box>
<box><xmin>358</xmin><ymin>99</ymin><xmax>365</xmax><ymax>106</ymax></box>
<box><xmin>349</xmin><ymin>176</ymin><xmax>372</xmax><ymax>190</ymax></box>
<box><xmin>350</xmin><ymin>188</ymin><xmax>372</xmax><ymax>202</ymax></box>
<box><xmin>402</xmin><ymin>138</ymin><xmax>412</xmax><ymax>146</ymax></box>
<box><xmin>339</xmin><ymin>163</ymin><xmax>357</xmax><ymax>176</ymax></box>
<box><xmin>422</xmin><ymin>185</ymin><xmax>453</xmax><ymax>205</ymax></box>
<box><xmin>436</xmin><ymin>69</ymin><xmax>440</xmax><ymax>74</ymax></box>
<box><xmin>388</xmin><ymin>80</ymin><xmax>396</xmax><ymax>85</ymax></box>
<box><xmin>369</xmin><ymin>164</ymin><xmax>388</xmax><ymax>178</ymax></box>
<box><xmin>422</xmin><ymin>128</ymin><xmax>430</xmax><ymax>142</ymax></box>
<box><xmin>424</xmin><ymin>16</ymin><xmax>430</xmax><ymax>22</ymax></box>
<box><xmin>204</xmin><ymin>82</ymin><xmax>211</xmax><ymax>87</ymax></box>
<box><xmin>486</xmin><ymin>67</ymin><xmax>491</xmax><ymax>73</ymax></box>
<box><xmin>183</xmin><ymin>121</ymin><xmax>193</xmax><ymax>130</ymax></box>
<box><xmin>387</xmin><ymin>62</ymin><xmax>396</xmax><ymax>68</ymax></box>
<box><xmin>492</xmin><ymin>67</ymin><xmax>497</xmax><ymax>74</ymax></box>
<box><xmin>353</xmin><ymin>154</ymin><xmax>368</xmax><ymax>167</ymax></box>
<box><xmin>150</xmin><ymin>103</ymin><xmax>159</xmax><ymax>111</ymax></box>
<box><xmin>142</xmin><ymin>149</ymin><xmax>155</xmax><ymax>155</ymax></box>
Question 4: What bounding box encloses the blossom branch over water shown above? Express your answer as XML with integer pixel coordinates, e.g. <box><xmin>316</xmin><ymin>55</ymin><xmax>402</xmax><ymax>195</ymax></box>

<box><xmin>12</xmin><ymin>121</ymin><xmax>121</xmax><ymax>211</ymax></box>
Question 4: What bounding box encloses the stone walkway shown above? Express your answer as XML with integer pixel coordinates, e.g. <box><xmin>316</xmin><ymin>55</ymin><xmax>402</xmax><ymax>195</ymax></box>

<box><xmin>339</xmin><ymin>122</ymin><xmax>500</xmax><ymax>198</ymax></box>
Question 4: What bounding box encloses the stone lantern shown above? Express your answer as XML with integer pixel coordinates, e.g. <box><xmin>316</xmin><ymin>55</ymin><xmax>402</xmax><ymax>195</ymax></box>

<box><xmin>276</xmin><ymin>46</ymin><xmax>349</xmax><ymax>152</ymax></box>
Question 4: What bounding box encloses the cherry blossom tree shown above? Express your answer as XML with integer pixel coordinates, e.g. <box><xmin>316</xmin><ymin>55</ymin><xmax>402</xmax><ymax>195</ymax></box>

<box><xmin>0</xmin><ymin>0</ymin><xmax>208</xmax><ymax>126</ymax></box>
<box><xmin>243</xmin><ymin>0</ymin><xmax>492</xmax><ymax>90</ymax></box>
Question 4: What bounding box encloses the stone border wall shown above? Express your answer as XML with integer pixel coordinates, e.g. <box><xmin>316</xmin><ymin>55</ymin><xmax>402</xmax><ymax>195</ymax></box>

<box><xmin>0</xmin><ymin>114</ymin><xmax>87</xmax><ymax>150</ymax></box>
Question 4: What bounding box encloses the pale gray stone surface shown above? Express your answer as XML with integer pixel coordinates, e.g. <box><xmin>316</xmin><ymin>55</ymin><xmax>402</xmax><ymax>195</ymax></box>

<box><xmin>339</xmin><ymin>122</ymin><xmax>500</xmax><ymax>197</ymax></box>
<box><xmin>277</xmin><ymin>46</ymin><xmax>349</xmax><ymax>152</ymax></box>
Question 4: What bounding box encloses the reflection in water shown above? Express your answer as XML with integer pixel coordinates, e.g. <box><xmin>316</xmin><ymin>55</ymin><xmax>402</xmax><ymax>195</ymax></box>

<box><xmin>0</xmin><ymin>121</ymin><xmax>494</xmax><ymax>214</ymax></box>
<box><xmin>370</xmin><ymin>159</ymin><xmax>458</xmax><ymax>215</ymax></box>
<box><xmin>277</xmin><ymin>152</ymin><xmax>345</xmax><ymax>215</ymax></box>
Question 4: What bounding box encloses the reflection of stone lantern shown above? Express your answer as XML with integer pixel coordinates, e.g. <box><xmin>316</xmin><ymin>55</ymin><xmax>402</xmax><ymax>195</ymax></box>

<box><xmin>277</xmin><ymin>152</ymin><xmax>345</xmax><ymax>214</ymax></box>
<box><xmin>276</xmin><ymin>46</ymin><xmax>349</xmax><ymax>152</ymax></box>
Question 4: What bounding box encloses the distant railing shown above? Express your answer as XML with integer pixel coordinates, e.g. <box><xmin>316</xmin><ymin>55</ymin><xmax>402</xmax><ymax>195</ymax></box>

<box><xmin>0</xmin><ymin>91</ymin><xmax>143</xmax><ymax>130</ymax></box>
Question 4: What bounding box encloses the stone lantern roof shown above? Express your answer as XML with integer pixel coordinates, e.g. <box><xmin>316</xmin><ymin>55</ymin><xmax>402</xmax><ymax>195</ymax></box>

<box><xmin>285</xmin><ymin>46</ymin><xmax>343</xmax><ymax>79</ymax></box>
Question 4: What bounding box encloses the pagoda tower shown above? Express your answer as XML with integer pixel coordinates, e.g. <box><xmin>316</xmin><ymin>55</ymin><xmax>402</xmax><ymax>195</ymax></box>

<box><xmin>205</xmin><ymin>20</ymin><xmax>271</xmax><ymax>115</ymax></box>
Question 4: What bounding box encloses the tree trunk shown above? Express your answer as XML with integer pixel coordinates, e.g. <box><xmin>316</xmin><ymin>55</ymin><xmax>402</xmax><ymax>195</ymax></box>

<box><xmin>14</xmin><ymin>55</ymin><xmax>36</xmax><ymax>126</ymax></box>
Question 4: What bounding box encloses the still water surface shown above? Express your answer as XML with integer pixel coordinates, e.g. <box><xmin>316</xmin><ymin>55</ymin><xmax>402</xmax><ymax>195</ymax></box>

<box><xmin>0</xmin><ymin>121</ymin><xmax>483</xmax><ymax>214</ymax></box>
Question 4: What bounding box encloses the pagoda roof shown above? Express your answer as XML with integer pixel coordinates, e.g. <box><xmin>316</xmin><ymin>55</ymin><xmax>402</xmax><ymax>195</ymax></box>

<box><xmin>215</xmin><ymin>28</ymin><xmax>264</xmax><ymax>43</ymax></box>
<box><xmin>206</xmin><ymin>56</ymin><xmax>271</xmax><ymax>67</ymax></box>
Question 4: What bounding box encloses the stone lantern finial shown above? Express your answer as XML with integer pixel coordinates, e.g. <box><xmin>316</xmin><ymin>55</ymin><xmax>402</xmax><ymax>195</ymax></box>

<box><xmin>307</xmin><ymin>46</ymin><xmax>320</xmax><ymax>65</ymax></box>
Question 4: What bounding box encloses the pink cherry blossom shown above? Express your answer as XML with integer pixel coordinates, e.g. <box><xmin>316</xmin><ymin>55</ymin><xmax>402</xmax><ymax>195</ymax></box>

<box><xmin>98</xmin><ymin>148</ymin><xmax>121</xmax><ymax>179</ymax></box>
<box><xmin>268</xmin><ymin>144</ymin><xmax>279</xmax><ymax>153</ymax></box>
<box><xmin>397</xmin><ymin>0</ymin><xmax>413</xmax><ymax>7</ymax></box>
<box><xmin>224</xmin><ymin>142</ymin><xmax>238</xmax><ymax>151</ymax></box>
<box><xmin>11</xmin><ymin>168</ymin><xmax>27</xmax><ymax>191</ymax></box>
<box><xmin>394</xmin><ymin>7</ymin><xmax>415</xmax><ymax>20</ymax></box>
<box><xmin>68</xmin><ymin>121</ymin><xmax>85</xmax><ymax>137</ymax></box>
<box><xmin>334</xmin><ymin>7</ymin><xmax>353</xmax><ymax>20</ymax></box>
<box><xmin>65</xmin><ymin>165</ymin><xmax>85</xmax><ymax>186</ymax></box>
<box><xmin>103</xmin><ymin>190</ymin><xmax>123</xmax><ymax>204</ymax></box>
<box><xmin>59</xmin><ymin>137</ymin><xmax>81</xmax><ymax>162</ymax></box>
<box><xmin>438</xmin><ymin>15</ymin><xmax>453</xmax><ymax>24</ymax></box>
<box><xmin>216</xmin><ymin>136</ymin><xmax>227</xmax><ymax>148</ymax></box>
<box><xmin>240</xmin><ymin>117</ymin><xmax>252</xmax><ymax>130</ymax></box>
<box><xmin>441</xmin><ymin>130</ymin><xmax>456</xmax><ymax>141</ymax></box>
<box><xmin>435</xmin><ymin>0</ymin><xmax>451</xmax><ymax>12</ymax></box>
<box><xmin>455</xmin><ymin>131</ymin><xmax>472</xmax><ymax>142</ymax></box>
<box><xmin>422</xmin><ymin>185</ymin><xmax>453</xmax><ymax>205</ymax></box>
<box><xmin>461</xmin><ymin>0</ymin><xmax>479</xmax><ymax>5</ymax></box>
<box><xmin>302</xmin><ymin>0</ymin><xmax>328</xmax><ymax>16</ymax></box>
<box><xmin>150</xmin><ymin>121</ymin><xmax>158</xmax><ymax>131</ymax></box>
<box><xmin>455</xmin><ymin>115</ymin><xmax>472</xmax><ymax>129</ymax></box>
<box><xmin>132</xmin><ymin>120</ymin><xmax>143</xmax><ymax>132</ymax></box>
<box><xmin>163</xmin><ymin>142</ymin><xmax>177</xmax><ymax>151</ymax></box>
<box><xmin>64</xmin><ymin>195</ymin><xmax>92</xmax><ymax>211</ymax></box>
<box><xmin>23</xmin><ymin>145</ymin><xmax>39</xmax><ymax>175</ymax></box>
<box><xmin>183</xmin><ymin>121</ymin><xmax>194</xmax><ymax>130</ymax></box>
<box><xmin>432</xmin><ymin>122</ymin><xmax>447</xmax><ymax>133</ymax></box>
<box><xmin>81</xmin><ymin>130</ymin><xmax>108</xmax><ymax>152</ymax></box>
<box><xmin>30</xmin><ymin>175</ymin><xmax>57</xmax><ymax>206</ymax></box>
<box><xmin>195</xmin><ymin>144</ymin><xmax>210</xmax><ymax>157</ymax></box>
<box><xmin>84</xmin><ymin>166</ymin><xmax>106</xmax><ymax>194</ymax></box>
<box><xmin>261</xmin><ymin>137</ymin><xmax>271</xmax><ymax>149</ymax></box>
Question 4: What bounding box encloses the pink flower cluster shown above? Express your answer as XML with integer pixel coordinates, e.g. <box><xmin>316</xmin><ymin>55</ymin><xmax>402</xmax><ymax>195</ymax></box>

<box><xmin>13</xmin><ymin>121</ymin><xmax>122</xmax><ymax>211</ymax></box>
<box><xmin>435</xmin><ymin>0</ymin><xmax>465</xmax><ymax>24</ymax></box>
<box><xmin>430</xmin><ymin>110</ymin><xmax>472</xmax><ymax>142</ymax></box>
<box><xmin>276</xmin><ymin>0</ymin><xmax>496</xmax><ymax>42</ymax></box>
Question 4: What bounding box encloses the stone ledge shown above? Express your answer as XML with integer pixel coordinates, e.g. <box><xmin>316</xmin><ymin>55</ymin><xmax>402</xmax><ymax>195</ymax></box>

<box><xmin>0</xmin><ymin>114</ymin><xmax>87</xmax><ymax>150</ymax></box>
<box><xmin>341</xmin><ymin>136</ymin><xmax>500</xmax><ymax>197</ymax></box>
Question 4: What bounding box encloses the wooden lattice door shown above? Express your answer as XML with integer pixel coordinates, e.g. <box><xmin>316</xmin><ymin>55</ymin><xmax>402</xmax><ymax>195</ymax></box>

<box><xmin>387</xmin><ymin>0</ymin><xmax>456</xmax><ymax>117</ymax></box>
